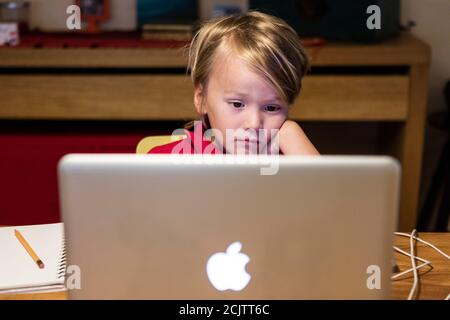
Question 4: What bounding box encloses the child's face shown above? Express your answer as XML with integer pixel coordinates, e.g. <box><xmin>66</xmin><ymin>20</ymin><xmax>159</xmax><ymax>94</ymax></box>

<box><xmin>194</xmin><ymin>52</ymin><xmax>288</xmax><ymax>154</ymax></box>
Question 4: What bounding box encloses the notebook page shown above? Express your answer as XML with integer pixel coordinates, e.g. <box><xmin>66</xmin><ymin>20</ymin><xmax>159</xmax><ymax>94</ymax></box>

<box><xmin>0</xmin><ymin>223</ymin><xmax>65</xmax><ymax>291</ymax></box>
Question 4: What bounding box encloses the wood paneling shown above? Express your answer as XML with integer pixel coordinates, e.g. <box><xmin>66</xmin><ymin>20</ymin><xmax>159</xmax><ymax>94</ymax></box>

<box><xmin>0</xmin><ymin>75</ymin><xmax>408</xmax><ymax>121</ymax></box>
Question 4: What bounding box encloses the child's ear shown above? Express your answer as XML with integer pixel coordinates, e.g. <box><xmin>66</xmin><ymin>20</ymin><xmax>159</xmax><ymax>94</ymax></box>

<box><xmin>194</xmin><ymin>84</ymin><xmax>207</xmax><ymax>115</ymax></box>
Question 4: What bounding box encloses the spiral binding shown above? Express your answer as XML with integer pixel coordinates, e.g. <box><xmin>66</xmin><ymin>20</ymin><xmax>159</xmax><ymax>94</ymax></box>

<box><xmin>56</xmin><ymin>234</ymin><xmax>67</xmax><ymax>280</ymax></box>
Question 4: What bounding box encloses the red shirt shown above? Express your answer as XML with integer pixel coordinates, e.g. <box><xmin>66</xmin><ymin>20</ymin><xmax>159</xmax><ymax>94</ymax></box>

<box><xmin>148</xmin><ymin>129</ymin><xmax>221</xmax><ymax>154</ymax></box>
<box><xmin>147</xmin><ymin>127</ymin><xmax>282</xmax><ymax>155</ymax></box>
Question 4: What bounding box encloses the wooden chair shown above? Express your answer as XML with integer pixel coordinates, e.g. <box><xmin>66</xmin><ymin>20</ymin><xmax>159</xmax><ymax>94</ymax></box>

<box><xmin>135</xmin><ymin>135</ymin><xmax>187</xmax><ymax>154</ymax></box>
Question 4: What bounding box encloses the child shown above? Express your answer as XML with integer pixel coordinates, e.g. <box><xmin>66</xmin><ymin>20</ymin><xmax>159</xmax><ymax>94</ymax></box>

<box><xmin>149</xmin><ymin>10</ymin><xmax>319</xmax><ymax>155</ymax></box>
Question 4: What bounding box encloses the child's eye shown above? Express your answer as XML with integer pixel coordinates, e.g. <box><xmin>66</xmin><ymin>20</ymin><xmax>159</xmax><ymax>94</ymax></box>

<box><xmin>230</xmin><ymin>101</ymin><xmax>244</xmax><ymax>109</ymax></box>
<box><xmin>265</xmin><ymin>105</ymin><xmax>281</xmax><ymax>112</ymax></box>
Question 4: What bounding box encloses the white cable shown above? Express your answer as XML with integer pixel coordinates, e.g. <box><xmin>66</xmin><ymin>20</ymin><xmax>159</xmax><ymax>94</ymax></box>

<box><xmin>407</xmin><ymin>230</ymin><xmax>419</xmax><ymax>300</ymax></box>
<box><xmin>393</xmin><ymin>231</ymin><xmax>450</xmax><ymax>300</ymax></box>
<box><xmin>391</xmin><ymin>246</ymin><xmax>431</xmax><ymax>280</ymax></box>
<box><xmin>393</xmin><ymin>246</ymin><xmax>430</xmax><ymax>264</ymax></box>
<box><xmin>394</xmin><ymin>232</ymin><xmax>450</xmax><ymax>260</ymax></box>
<box><xmin>392</xmin><ymin>262</ymin><xmax>430</xmax><ymax>280</ymax></box>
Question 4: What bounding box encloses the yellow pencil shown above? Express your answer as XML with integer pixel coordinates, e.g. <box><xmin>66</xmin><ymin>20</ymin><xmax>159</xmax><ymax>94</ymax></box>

<box><xmin>14</xmin><ymin>229</ymin><xmax>45</xmax><ymax>269</ymax></box>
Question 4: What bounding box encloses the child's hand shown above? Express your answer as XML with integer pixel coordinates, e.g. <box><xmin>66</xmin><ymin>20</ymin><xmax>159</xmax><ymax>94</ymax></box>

<box><xmin>277</xmin><ymin>120</ymin><xmax>320</xmax><ymax>155</ymax></box>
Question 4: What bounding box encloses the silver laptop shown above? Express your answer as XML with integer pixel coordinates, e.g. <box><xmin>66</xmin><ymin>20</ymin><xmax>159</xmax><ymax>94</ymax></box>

<box><xmin>58</xmin><ymin>154</ymin><xmax>400</xmax><ymax>299</ymax></box>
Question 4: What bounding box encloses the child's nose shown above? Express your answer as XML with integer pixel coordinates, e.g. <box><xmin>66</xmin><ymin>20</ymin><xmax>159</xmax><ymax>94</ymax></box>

<box><xmin>244</xmin><ymin>110</ymin><xmax>263</xmax><ymax>130</ymax></box>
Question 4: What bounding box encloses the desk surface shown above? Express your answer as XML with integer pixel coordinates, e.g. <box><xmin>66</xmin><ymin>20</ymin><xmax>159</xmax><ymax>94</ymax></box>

<box><xmin>1</xmin><ymin>232</ymin><xmax>448</xmax><ymax>300</ymax></box>
<box><xmin>391</xmin><ymin>232</ymin><xmax>450</xmax><ymax>300</ymax></box>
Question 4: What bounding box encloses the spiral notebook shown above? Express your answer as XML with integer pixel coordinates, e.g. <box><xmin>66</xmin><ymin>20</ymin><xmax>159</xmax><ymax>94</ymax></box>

<box><xmin>0</xmin><ymin>223</ymin><xmax>66</xmax><ymax>294</ymax></box>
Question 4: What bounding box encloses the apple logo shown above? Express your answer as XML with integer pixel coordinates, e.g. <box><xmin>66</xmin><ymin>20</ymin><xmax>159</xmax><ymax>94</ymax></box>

<box><xmin>206</xmin><ymin>241</ymin><xmax>251</xmax><ymax>291</ymax></box>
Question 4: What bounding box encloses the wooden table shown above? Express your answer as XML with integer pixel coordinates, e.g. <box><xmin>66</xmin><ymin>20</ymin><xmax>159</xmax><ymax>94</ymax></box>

<box><xmin>391</xmin><ymin>232</ymin><xmax>450</xmax><ymax>300</ymax></box>
<box><xmin>1</xmin><ymin>233</ymin><xmax>447</xmax><ymax>300</ymax></box>
<box><xmin>0</xmin><ymin>32</ymin><xmax>431</xmax><ymax>231</ymax></box>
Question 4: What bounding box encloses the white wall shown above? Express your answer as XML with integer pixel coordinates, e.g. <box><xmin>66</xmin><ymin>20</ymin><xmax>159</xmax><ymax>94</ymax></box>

<box><xmin>2</xmin><ymin>0</ymin><xmax>137</xmax><ymax>31</ymax></box>
<box><xmin>401</xmin><ymin>0</ymin><xmax>450</xmax><ymax>114</ymax></box>
<box><xmin>28</xmin><ymin>0</ymin><xmax>73</xmax><ymax>31</ymax></box>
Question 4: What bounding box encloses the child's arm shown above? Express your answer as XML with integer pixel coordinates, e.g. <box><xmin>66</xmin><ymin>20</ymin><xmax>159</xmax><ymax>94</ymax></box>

<box><xmin>278</xmin><ymin>120</ymin><xmax>320</xmax><ymax>155</ymax></box>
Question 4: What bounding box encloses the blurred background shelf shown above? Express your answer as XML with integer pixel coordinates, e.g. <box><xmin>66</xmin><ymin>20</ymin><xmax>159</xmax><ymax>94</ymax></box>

<box><xmin>0</xmin><ymin>32</ymin><xmax>431</xmax><ymax>231</ymax></box>
<box><xmin>0</xmin><ymin>32</ymin><xmax>428</xmax><ymax>67</ymax></box>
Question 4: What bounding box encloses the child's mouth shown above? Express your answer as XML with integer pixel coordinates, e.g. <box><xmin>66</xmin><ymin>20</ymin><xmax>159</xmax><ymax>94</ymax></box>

<box><xmin>235</xmin><ymin>138</ymin><xmax>258</xmax><ymax>144</ymax></box>
<box><xmin>234</xmin><ymin>138</ymin><xmax>259</xmax><ymax>153</ymax></box>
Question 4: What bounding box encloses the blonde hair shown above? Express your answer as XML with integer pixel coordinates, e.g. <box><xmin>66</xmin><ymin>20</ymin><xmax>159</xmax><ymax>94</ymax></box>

<box><xmin>185</xmin><ymin>10</ymin><xmax>310</xmax><ymax>130</ymax></box>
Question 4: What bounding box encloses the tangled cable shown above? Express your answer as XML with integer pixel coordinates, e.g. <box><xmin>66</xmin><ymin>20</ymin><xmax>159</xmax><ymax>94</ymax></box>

<box><xmin>392</xmin><ymin>230</ymin><xmax>450</xmax><ymax>300</ymax></box>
